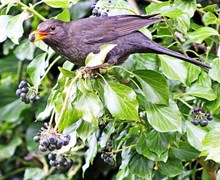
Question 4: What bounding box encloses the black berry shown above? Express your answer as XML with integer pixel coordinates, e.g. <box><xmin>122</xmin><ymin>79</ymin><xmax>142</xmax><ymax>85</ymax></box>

<box><xmin>33</xmin><ymin>136</ymin><xmax>40</xmax><ymax>142</ymax></box>
<box><xmin>48</xmin><ymin>134</ymin><xmax>57</xmax><ymax>144</ymax></box>
<box><xmin>48</xmin><ymin>152</ymin><xmax>57</xmax><ymax>160</ymax></box>
<box><xmin>200</xmin><ymin>119</ymin><xmax>208</xmax><ymax>127</ymax></box>
<box><xmin>191</xmin><ymin>119</ymin><xmax>199</xmax><ymax>126</ymax></box>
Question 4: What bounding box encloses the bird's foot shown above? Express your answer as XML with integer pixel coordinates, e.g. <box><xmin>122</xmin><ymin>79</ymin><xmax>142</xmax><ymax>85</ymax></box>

<box><xmin>85</xmin><ymin>63</ymin><xmax>111</xmax><ymax>70</ymax></box>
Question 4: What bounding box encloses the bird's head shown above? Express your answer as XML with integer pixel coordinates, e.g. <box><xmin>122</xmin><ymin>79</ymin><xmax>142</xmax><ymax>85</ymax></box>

<box><xmin>29</xmin><ymin>19</ymin><xmax>66</xmax><ymax>43</ymax></box>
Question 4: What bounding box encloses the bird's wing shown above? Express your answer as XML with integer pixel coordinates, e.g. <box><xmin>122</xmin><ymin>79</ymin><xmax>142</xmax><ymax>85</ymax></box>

<box><xmin>72</xmin><ymin>14</ymin><xmax>162</xmax><ymax>44</ymax></box>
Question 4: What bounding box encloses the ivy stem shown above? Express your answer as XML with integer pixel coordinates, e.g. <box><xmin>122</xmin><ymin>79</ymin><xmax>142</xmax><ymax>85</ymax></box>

<box><xmin>37</xmin><ymin>56</ymin><xmax>61</xmax><ymax>87</ymax></box>
<box><xmin>68</xmin><ymin>158</ymin><xmax>82</xmax><ymax>180</ymax></box>
<box><xmin>54</xmin><ymin>74</ymin><xmax>81</xmax><ymax>131</ymax></box>
<box><xmin>17</xmin><ymin>1</ymin><xmax>46</xmax><ymax>21</ymax></box>
<box><xmin>176</xmin><ymin>97</ymin><xmax>192</xmax><ymax>109</ymax></box>
<box><xmin>112</xmin><ymin>144</ymin><xmax>136</xmax><ymax>153</ymax></box>
<box><xmin>17</xmin><ymin>60</ymin><xmax>24</xmax><ymax>82</ymax></box>
<box><xmin>49</xmin><ymin>109</ymin><xmax>55</xmax><ymax>129</ymax></box>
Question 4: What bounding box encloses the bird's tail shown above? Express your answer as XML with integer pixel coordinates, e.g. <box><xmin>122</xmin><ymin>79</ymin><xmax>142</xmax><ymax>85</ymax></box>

<box><xmin>145</xmin><ymin>38</ymin><xmax>210</xmax><ymax>69</ymax></box>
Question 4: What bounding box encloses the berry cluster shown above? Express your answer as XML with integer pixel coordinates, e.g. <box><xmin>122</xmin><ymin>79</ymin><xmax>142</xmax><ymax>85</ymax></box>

<box><xmin>48</xmin><ymin>152</ymin><xmax>73</xmax><ymax>170</ymax></box>
<box><xmin>33</xmin><ymin>123</ymin><xmax>71</xmax><ymax>152</ymax></box>
<box><xmin>16</xmin><ymin>80</ymin><xmax>40</xmax><ymax>104</ymax></box>
<box><xmin>91</xmin><ymin>1</ymin><xmax>111</xmax><ymax>17</ymax></box>
<box><xmin>101</xmin><ymin>135</ymin><xmax>115</xmax><ymax>165</ymax></box>
<box><xmin>33</xmin><ymin>123</ymin><xmax>73</xmax><ymax>169</ymax></box>
<box><xmin>191</xmin><ymin>107</ymin><xmax>213</xmax><ymax>127</ymax></box>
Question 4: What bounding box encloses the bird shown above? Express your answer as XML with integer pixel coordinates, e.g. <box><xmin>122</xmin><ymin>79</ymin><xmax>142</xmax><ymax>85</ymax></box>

<box><xmin>29</xmin><ymin>14</ymin><xmax>210</xmax><ymax>69</ymax></box>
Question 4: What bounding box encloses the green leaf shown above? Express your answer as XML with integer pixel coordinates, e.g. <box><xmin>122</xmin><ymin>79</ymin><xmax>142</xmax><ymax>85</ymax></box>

<box><xmin>100</xmin><ymin>122</ymin><xmax>115</xmax><ymax>148</ymax></box>
<box><xmin>136</xmin><ymin>130</ymin><xmax>169</xmax><ymax>162</ymax></box>
<box><xmin>146</xmin><ymin>101</ymin><xmax>182</xmax><ymax>132</ymax></box>
<box><xmin>27</xmin><ymin>53</ymin><xmax>48</xmax><ymax>86</ymax></box>
<box><xmin>134</xmin><ymin>70</ymin><xmax>169</xmax><ymax>105</ymax></box>
<box><xmin>73</xmin><ymin>79</ymin><xmax>103</xmax><ymax>123</ymax></box>
<box><xmin>24</xmin><ymin>168</ymin><xmax>44</xmax><ymax>180</ymax></box>
<box><xmin>0</xmin><ymin>99</ymin><xmax>30</xmax><ymax>122</ymax></box>
<box><xmin>201</xmin><ymin>128</ymin><xmax>220</xmax><ymax>163</ymax></box>
<box><xmin>160</xmin><ymin>7</ymin><xmax>184</xmax><ymax>18</ymax></box>
<box><xmin>43</xmin><ymin>0</ymin><xmax>69</xmax><ymax>8</ymax></box>
<box><xmin>56</xmin><ymin>8</ymin><xmax>70</xmax><ymax>22</ymax></box>
<box><xmin>0</xmin><ymin>15</ymin><xmax>11</xmax><ymax>42</ymax></box>
<box><xmin>186</xmin><ymin>121</ymin><xmax>207</xmax><ymax>151</ymax></box>
<box><xmin>174</xmin><ymin>13</ymin><xmax>190</xmax><ymax>35</ymax></box>
<box><xmin>13</xmin><ymin>39</ymin><xmax>35</xmax><ymax>60</ymax></box>
<box><xmin>207</xmin><ymin>84</ymin><xmax>220</xmax><ymax>114</ymax></box>
<box><xmin>82</xmin><ymin>134</ymin><xmax>97</xmax><ymax>176</ymax></box>
<box><xmin>145</xmin><ymin>2</ymin><xmax>170</xmax><ymax>15</ymax></box>
<box><xmin>185</xmin><ymin>63</ymin><xmax>201</xmax><ymax>85</ymax></box>
<box><xmin>159</xmin><ymin>55</ymin><xmax>187</xmax><ymax>83</ymax></box>
<box><xmin>185</xmin><ymin>27</ymin><xmax>219</xmax><ymax>45</ymax></box>
<box><xmin>85</xmin><ymin>44</ymin><xmax>116</xmax><ymax>67</ymax></box>
<box><xmin>76</xmin><ymin>120</ymin><xmax>97</xmax><ymax>142</ymax></box>
<box><xmin>158</xmin><ymin>158</ymin><xmax>184</xmax><ymax>177</ymax></box>
<box><xmin>171</xmin><ymin>141</ymin><xmax>199</xmax><ymax>161</ymax></box>
<box><xmin>6</xmin><ymin>11</ymin><xmax>30</xmax><ymax>44</ymax></box>
<box><xmin>128</xmin><ymin>153</ymin><xmax>154</xmax><ymax>178</ymax></box>
<box><xmin>103</xmin><ymin>82</ymin><xmax>139</xmax><ymax>121</ymax></box>
<box><xmin>0</xmin><ymin>136</ymin><xmax>22</xmax><ymax>160</ymax></box>
<box><xmin>203</xmin><ymin>12</ymin><xmax>220</xmax><ymax>26</ymax></box>
<box><xmin>209</xmin><ymin>58</ymin><xmax>220</xmax><ymax>83</ymax></box>
<box><xmin>174</xmin><ymin>0</ymin><xmax>196</xmax><ymax>17</ymax></box>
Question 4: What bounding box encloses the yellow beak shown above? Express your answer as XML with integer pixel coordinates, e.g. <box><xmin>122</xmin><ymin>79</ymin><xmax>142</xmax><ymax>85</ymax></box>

<box><xmin>29</xmin><ymin>30</ymin><xmax>48</xmax><ymax>42</ymax></box>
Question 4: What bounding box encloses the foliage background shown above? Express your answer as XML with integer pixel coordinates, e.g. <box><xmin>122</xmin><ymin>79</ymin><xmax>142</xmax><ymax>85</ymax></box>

<box><xmin>0</xmin><ymin>0</ymin><xmax>220</xmax><ymax>179</ymax></box>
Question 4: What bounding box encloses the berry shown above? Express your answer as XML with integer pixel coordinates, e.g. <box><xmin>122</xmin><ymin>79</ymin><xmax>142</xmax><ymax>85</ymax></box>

<box><xmin>19</xmin><ymin>80</ymin><xmax>27</xmax><ymax>87</ymax></box>
<box><xmin>39</xmin><ymin>145</ymin><xmax>47</xmax><ymax>152</ymax></box>
<box><xmin>64</xmin><ymin>134</ymin><xmax>71</xmax><ymax>140</ymax></box>
<box><xmin>33</xmin><ymin>136</ymin><xmax>41</xmax><ymax>142</ymax></box>
<box><xmin>63</xmin><ymin>137</ymin><xmax>70</xmax><ymax>146</ymax></box>
<box><xmin>193</xmin><ymin>107</ymin><xmax>202</xmax><ymax>114</ymax></box>
<box><xmin>101</xmin><ymin>153</ymin><xmax>108</xmax><ymax>159</ymax></box>
<box><xmin>65</xmin><ymin>158</ymin><xmax>73</xmax><ymax>167</ymax></box>
<box><xmin>48</xmin><ymin>134</ymin><xmax>57</xmax><ymax>144</ymax></box>
<box><xmin>48</xmin><ymin>144</ymin><xmax>56</xmax><ymax>151</ymax></box>
<box><xmin>48</xmin><ymin>152</ymin><xmax>57</xmax><ymax>160</ymax></box>
<box><xmin>92</xmin><ymin>8</ymin><xmax>98</xmax><ymax>16</ymax></box>
<box><xmin>102</xmin><ymin>12</ymin><xmax>108</xmax><ymax>17</ymax></box>
<box><xmin>206</xmin><ymin>113</ymin><xmax>213</xmax><ymax>121</ymax></box>
<box><xmin>200</xmin><ymin>119</ymin><xmax>208</xmax><ymax>127</ymax></box>
<box><xmin>16</xmin><ymin>89</ymin><xmax>22</xmax><ymax>96</ymax></box>
<box><xmin>106</xmin><ymin>156</ymin><xmax>114</xmax><ymax>165</ymax></box>
<box><xmin>50</xmin><ymin>160</ymin><xmax>58</xmax><ymax>166</ymax></box>
<box><xmin>191</xmin><ymin>119</ymin><xmax>199</xmax><ymax>126</ymax></box>
<box><xmin>57</xmin><ymin>157</ymin><xmax>66</xmax><ymax>165</ymax></box>
<box><xmin>21</xmin><ymin>87</ymin><xmax>28</xmax><ymax>93</ymax></box>
<box><xmin>20</xmin><ymin>92</ymin><xmax>26</xmax><ymax>99</ymax></box>
<box><xmin>40</xmin><ymin>139</ymin><xmax>49</xmax><ymax>147</ymax></box>
<box><xmin>56</xmin><ymin>138</ymin><xmax>64</xmax><ymax>149</ymax></box>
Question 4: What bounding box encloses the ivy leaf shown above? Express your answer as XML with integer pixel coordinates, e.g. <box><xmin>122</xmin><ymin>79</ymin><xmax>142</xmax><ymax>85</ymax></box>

<box><xmin>0</xmin><ymin>99</ymin><xmax>30</xmax><ymax>122</ymax></box>
<box><xmin>158</xmin><ymin>158</ymin><xmax>184</xmax><ymax>177</ymax></box>
<box><xmin>6</xmin><ymin>11</ymin><xmax>30</xmax><ymax>44</ymax></box>
<box><xmin>185</xmin><ymin>27</ymin><xmax>219</xmax><ymax>45</ymax></box>
<box><xmin>146</xmin><ymin>101</ymin><xmax>182</xmax><ymax>132</ymax></box>
<box><xmin>27</xmin><ymin>53</ymin><xmax>48</xmax><ymax>86</ymax></box>
<box><xmin>0</xmin><ymin>136</ymin><xmax>22</xmax><ymax>160</ymax></box>
<box><xmin>82</xmin><ymin>134</ymin><xmax>97</xmax><ymax>176</ymax></box>
<box><xmin>174</xmin><ymin>14</ymin><xmax>190</xmax><ymax>34</ymax></box>
<box><xmin>136</xmin><ymin>130</ymin><xmax>169</xmax><ymax>162</ymax></box>
<box><xmin>171</xmin><ymin>141</ymin><xmax>199</xmax><ymax>161</ymax></box>
<box><xmin>201</xmin><ymin>128</ymin><xmax>220</xmax><ymax>163</ymax></box>
<box><xmin>186</xmin><ymin>121</ymin><xmax>207</xmax><ymax>151</ymax></box>
<box><xmin>24</xmin><ymin>168</ymin><xmax>44</xmax><ymax>180</ymax></box>
<box><xmin>0</xmin><ymin>15</ymin><xmax>11</xmax><ymax>43</ymax></box>
<box><xmin>134</xmin><ymin>70</ymin><xmax>169</xmax><ymax>105</ymax></box>
<box><xmin>43</xmin><ymin>0</ymin><xmax>69</xmax><ymax>8</ymax></box>
<box><xmin>56</xmin><ymin>8</ymin><xmax>70</xmax><ymax>22</ymax></box>
<box><xmin>203</xmin><ymin>12</ymin><xmax>220</xmax><ymax>26</ymax></box>
<box><xmin>207</xmin><ymin>84</ymin><xmax>220</xmax><ymax>114</ymax></box>
<box><xmin>85</xmin><ymin>44</ymin><xmax>116</xmax><ymax>67</ymax></box>
<box><xmin>159</xmin><ymin>55</ymin><xmax>187</xmax><ymax>83</ymax></box>
<box><xmin>185</xmin><ymin>63</ymin><xmax>201</xmax><ymax>85</ymax></box>
<box><xmin>174</xmin><ymin>0</ymin><xmax>196</xmax><ymax>17</ymax></box>
<box><xmin>73</xmin><ymin>79</ymin><xmax>103</xmax><ymax>124</ymax></box>
<box><xmin>13</xmin><ymin>39</ymin><xmax>36</xmax><ymax>60</ymax></box>
<box><xmin>209</xmin><ymin>58</ymin><xmax>220</xmax><ymax>83</ymax></box>
<box><xmin>128</xmin><ymin>153</ymin><xmax>154</xmax><ymax>178</ymax></box>
<box><xmin>103</xmin><ymin>82</ymin><xmax>139</xmax><ymax>121</ymax></box>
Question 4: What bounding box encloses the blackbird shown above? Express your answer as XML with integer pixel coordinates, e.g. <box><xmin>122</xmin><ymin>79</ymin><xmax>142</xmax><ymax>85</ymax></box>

<box><xmin>29</xmin><ymin>14</ymin><xmax>210</xmax><ymax>69</ymax></box>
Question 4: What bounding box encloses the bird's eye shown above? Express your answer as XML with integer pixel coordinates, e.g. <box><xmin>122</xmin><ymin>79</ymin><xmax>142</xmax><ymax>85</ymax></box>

<box><xmin>50</xmin><ymin>25</ymin><xmax>56</xmax><ymax>31</ymax></box>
